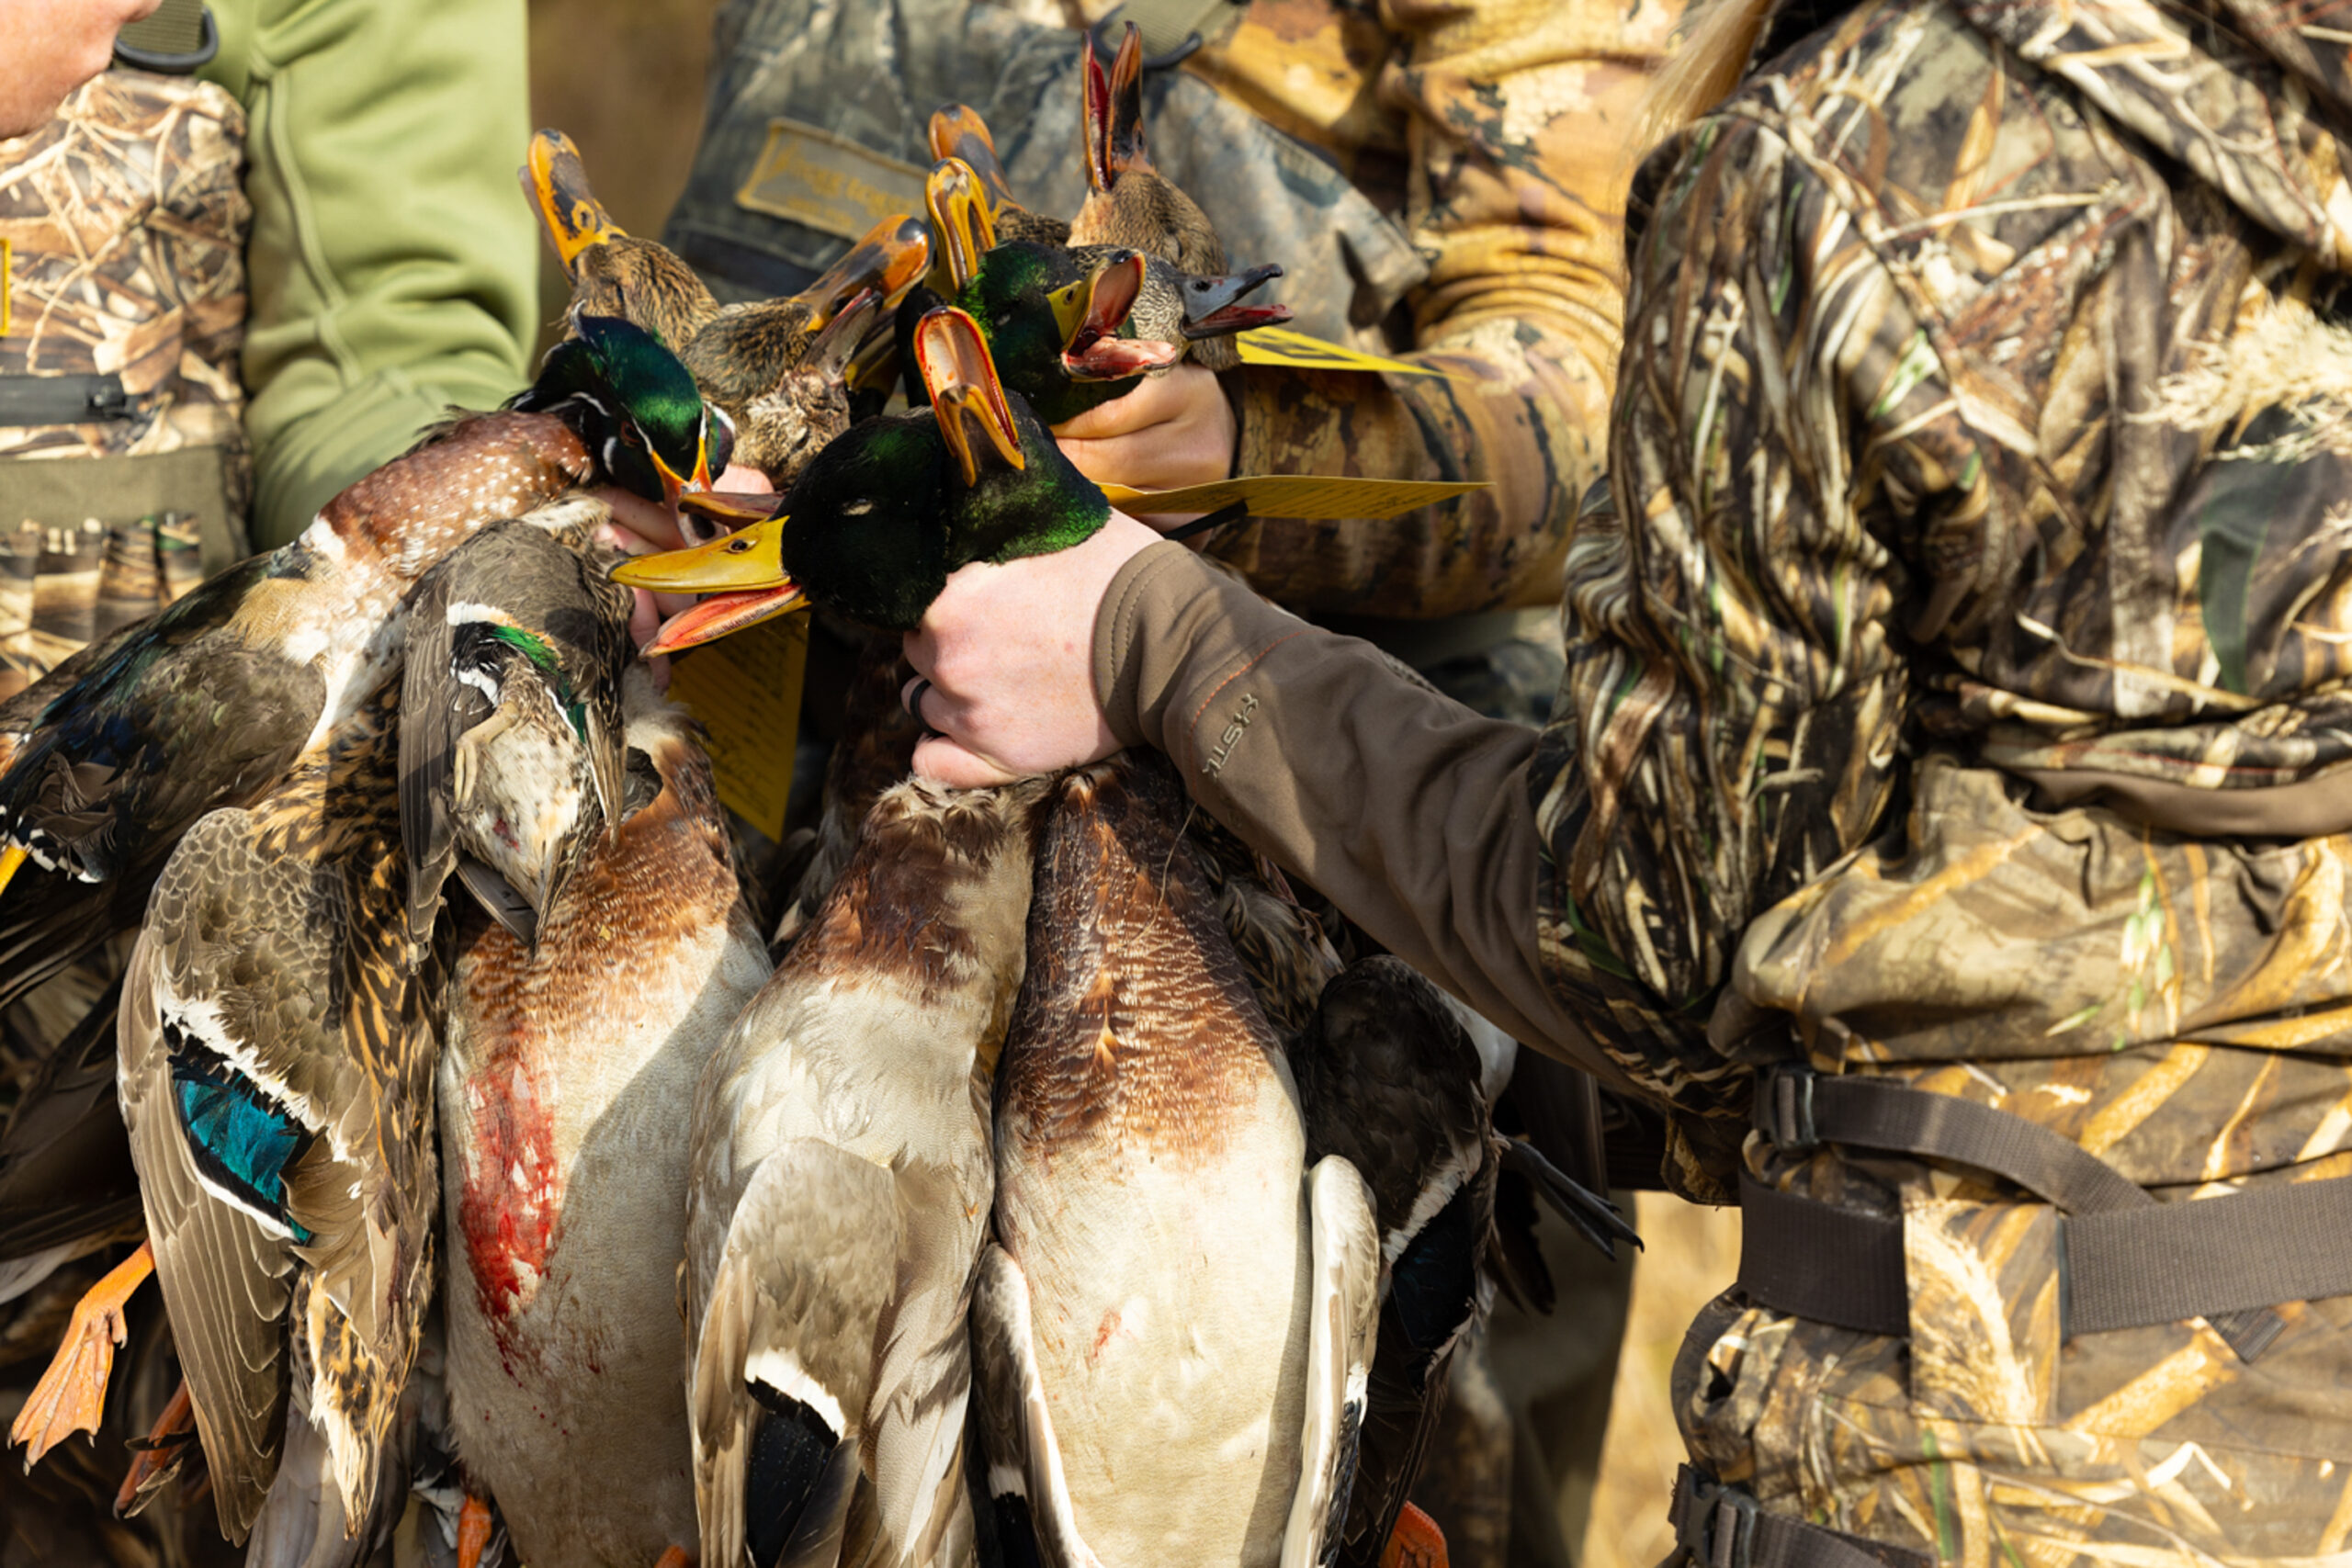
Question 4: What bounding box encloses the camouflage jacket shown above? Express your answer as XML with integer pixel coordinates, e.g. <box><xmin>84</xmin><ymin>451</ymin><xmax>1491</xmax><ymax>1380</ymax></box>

<box><xmin>1527</xmin><ymin>0</ymin><xmax>2352</xmax><ymax>1554</ymax></box>
<box><xmin>669</xmin><ymin>0</ymin><xmax>1679</xmax><ymax>618</ymax></box>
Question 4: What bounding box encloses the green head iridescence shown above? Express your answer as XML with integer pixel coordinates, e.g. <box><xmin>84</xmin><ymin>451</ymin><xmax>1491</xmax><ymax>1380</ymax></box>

<box><xmin>488</xmin><ymin>625</ymin><xmax>589</xmax><ymax>741</ymax></box>
<box><xmin>579</xmin><ymin>316</ymin><xmax>707</xmax><ymax>479</ymax></box>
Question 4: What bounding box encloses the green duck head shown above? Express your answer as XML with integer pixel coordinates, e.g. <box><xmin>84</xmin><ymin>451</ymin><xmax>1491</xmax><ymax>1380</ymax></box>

<box><xmin>514</xmin><ymin>312</ymin><xmax>734</xmax><ymax>502</ymax></box>
<box><xmin>611</xmin><ymin>306</ymin><xmax>1111</xmax><ymax>640</ymax></box>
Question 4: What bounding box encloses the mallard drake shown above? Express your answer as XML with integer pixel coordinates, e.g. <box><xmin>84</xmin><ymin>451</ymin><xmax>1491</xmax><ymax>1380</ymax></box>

<box><xmin>94</xmin><ymin>672</ymin><xmax>438</xmax><ymax>1545</ymax></box>
<box><xmin>0</xmin><ymin>316</ymin><xmax>725</xmax><ymax>1008</ymax></box>
<box><xmin>973</xmin><ymin>752</ymin><xmax>1380</xmax><ymax>1568</ymax></box>
<box><xmin>1294</xmin><ymin>957</ymin><xmax>1638</xmax><ymax>1568</ymax></box>
<box><xmin>613</xmin><ymin>307</ymin><xmax>1114</xmax><ymax>647</ymax></box>
<box><xmin>398</xmin><ymin>517</ymin><xmax>633</xmax><ymax>960</ymax></box>
<box><xmin>526</xmin><ymin>128</ymin><xmax>930</xmax><ymax>484</ymax></box>
<box><xmin>684</xmin><ymin>772</ymin><xmax>1042</xmax><ymax>1568</ymax></box>
<box><xmin>438</xmin><ymin>666</ymin><xmax>769</xmax><ymax>1568</ymax></box>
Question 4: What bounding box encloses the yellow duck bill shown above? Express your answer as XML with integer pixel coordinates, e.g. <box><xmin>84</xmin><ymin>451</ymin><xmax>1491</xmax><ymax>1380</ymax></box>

<box><xmin>610</xmin><ymin>515</ymin><xmax>792</xmax><ymax>593</ymax></box>
<box><xmin>640</xmin><ymin>583</ymin><xmax>808</xmax><ymax>657</ymax></box>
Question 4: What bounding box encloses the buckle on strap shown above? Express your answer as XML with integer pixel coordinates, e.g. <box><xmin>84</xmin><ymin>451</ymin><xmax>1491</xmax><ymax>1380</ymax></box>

<box><xmin>1674</xmin><ymin>1467</ymin><xmax>1760</xmax><ymax>1568</ymax></box>
<box><xmin>1755</xmin><ymin>1065</ymin><xmax>1819</xmax><ymax>1155</ymax></box>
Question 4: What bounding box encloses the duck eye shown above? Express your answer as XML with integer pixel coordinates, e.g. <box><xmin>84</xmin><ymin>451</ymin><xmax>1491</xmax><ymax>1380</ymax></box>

<box><xmin>842</xmin><ymin>498</ymin><xmax>876</xmax><ymax>516</ymax></box>
<box><xmin>726</xmin><ymin>537</ymin><xmax>754</xmax><ymax>554</ymax></box>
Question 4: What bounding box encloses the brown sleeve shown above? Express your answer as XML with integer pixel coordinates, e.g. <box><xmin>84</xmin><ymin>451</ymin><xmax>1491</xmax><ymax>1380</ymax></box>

<box><xmin>1094</xmin><ymin>542</ymin><xmax>1624</xmax><ymax>1084</ymax></box>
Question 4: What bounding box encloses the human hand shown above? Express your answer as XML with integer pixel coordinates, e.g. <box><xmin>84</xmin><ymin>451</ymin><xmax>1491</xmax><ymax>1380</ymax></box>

<box><xmin>594</xmin><ymin>463</ymin><xmax>772</xmax><ymax>681</ymax></box>
<box><xmin>1052</xmin><ymin>365</ymin><xmax>1236</xmax><ymax>529</ymax></box>
<box><xmin>902</xmin><ymin>513</ymin><xmax>1161</xmax><ymax>788</ymax></box>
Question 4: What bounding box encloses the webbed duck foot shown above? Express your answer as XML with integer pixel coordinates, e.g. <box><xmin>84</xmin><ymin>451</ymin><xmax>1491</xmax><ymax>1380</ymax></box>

<box><xmin>113</xmin><ymin>1377</ymin><xmax>197</xmax><ymax>1517</ymax></box>
<box><xmin>1380</xmin><ymin>1502</ymin><xmax>1448</xmax><ymax>1568</ymax></box>
<box><xmin>457</xmin><ymin>1495</ymin><xmax>498</xmax><ymax>1568</ymax></box>
<box><xmin>10</xmin><ymin>1240</ymin><xmax>153</xmax><ymax>1467</ymax></box>
<box><xmin>652</xmin><ymin>1547</ymin><xmax>695</xmax><ymax>1568</ymax></box>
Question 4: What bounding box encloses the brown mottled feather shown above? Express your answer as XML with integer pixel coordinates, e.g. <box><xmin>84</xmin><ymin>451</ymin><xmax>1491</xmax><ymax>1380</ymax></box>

<box><xmin>770</xmin><ymin>638</ymin><xmax>922</xmax><ymax>956</ymax></box>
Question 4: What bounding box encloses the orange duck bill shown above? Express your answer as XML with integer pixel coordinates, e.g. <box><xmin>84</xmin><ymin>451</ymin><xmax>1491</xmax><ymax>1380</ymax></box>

<box><xmin>799</xmin><ymin>211</ymin><xmax>933</xmax><ymax>320</ymax></box>
<box><xmin>522</xmin><ymin>129</ymin><xmax>626</xmax><ymax>270</ymax></box>
<box><xmin>916</xmin><ymin>308</ymin><xmax>1025</xmax><ymax>485</ymax></box>
<box><xmin>640</xmin><ymin>583</ymin><xmax>808</xmax><ymax>657</ymax></box>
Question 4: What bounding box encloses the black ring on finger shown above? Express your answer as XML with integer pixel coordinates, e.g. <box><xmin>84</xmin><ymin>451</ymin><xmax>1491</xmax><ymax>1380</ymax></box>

<box><xmin>904</xmin><ymin>677</ymin><xmax>933</xmax><ymax>719</ymax></box>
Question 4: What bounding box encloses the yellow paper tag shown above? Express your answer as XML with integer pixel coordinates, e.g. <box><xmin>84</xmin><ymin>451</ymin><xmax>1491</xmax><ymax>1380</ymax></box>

<box><xmin>664</xmin><ymin>611</ymin><xmax>808</xmax><ymax>841</ymax></box>
<box><xmin>1100</xmin><ymin>474</ymin><xmax>1486</xmax><ymax>521</ymax></box>
<box><xmin>736</xmin><ymin>118</ymin><xmax>929</xmax><ymax>243</ymax></box>
<box><xmin>1236</xmin><ymin>325</ymin><xmax>1453</xmax><ymax>378</ymax></box>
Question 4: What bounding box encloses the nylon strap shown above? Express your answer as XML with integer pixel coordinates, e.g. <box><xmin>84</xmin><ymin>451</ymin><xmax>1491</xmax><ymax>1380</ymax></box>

<box><xmin>1753</xmin><ymin>1068</ymin><xmax>2283</xmax><ymax>1358</ymax></box>
<box><xmin>1669</xmin><ymin>1466</ymin><xmax>1929</xmax><ymax>1568</ymax></box>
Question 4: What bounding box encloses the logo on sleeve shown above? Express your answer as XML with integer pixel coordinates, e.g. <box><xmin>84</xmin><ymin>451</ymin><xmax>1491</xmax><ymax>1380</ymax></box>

<box><xmin>1203</xmin><ymin>693</ymin><xmax>1259</xmax><ymax>777</ymax></box>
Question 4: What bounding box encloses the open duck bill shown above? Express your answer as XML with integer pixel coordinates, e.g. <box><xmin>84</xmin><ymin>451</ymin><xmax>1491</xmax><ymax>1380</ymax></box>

<box><xmin>523</xmin><ymin>129</ymin><xmax>625</xmax><ymax>271</ymax></box>
<box><xmin>611</xmin><ymin>514</ymin><xmax>793</xmax><ymax>594</ymax></box>
<box><xmin>797</xmin><ymin>214</ymin><xmax>932</xmax><ymax>324</ymax></box>
<box><xmin>1179</xmin><ymin>264</ymin><xmax>1294</xmax><ymax>338</ymax></box>
<box><xmin>1082</xmin><ymin>24</ymin><xmax>1151</xmax><ymax>194</ymax></box>
<box><xmin>1050</xmin><ymin>253</ymin><xmax>1181</xmax><ymax>378</ymax></box>
<box><xmin>916</xmin><ymin>309</ymin><xmax>1026</xmax><ymax>486</ymax></box>
<box><xmin>639</xmin><ymin>583</ymin><xmax>808</xmax><ymax>658</ymax></box>
<box><xmin>926</xmin><ymin>104</ymin><xmax>1022</xmax><ymax>212</ymax></box>
<box><xmin>925</xmin><ymin>159</ymin><xmax>999</xmax><ymax>296</ymax></box>
<box><xmin>803</xmin><ymin>288</ymin><xmax>884</xmax><ymax>383</ymax></box>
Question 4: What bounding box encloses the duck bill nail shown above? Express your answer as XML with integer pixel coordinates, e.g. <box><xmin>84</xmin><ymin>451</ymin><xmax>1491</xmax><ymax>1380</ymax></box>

<box><xmin>640</xmin><ymin>584</ymin><xmax>808</xmax><ymax>657</ymax></box>
<box><xmin>609</xmin><ymin>517</ymin><xmax>791</xmax><ymax>592</ymax></box>
<box><xmin>876</xmin><ymin>216</ymin><xmax>934</xmax><ymax>304</ymax></box>
<box><xmin>523</xmin><ymin>130</ymin><xmax>624</xmax><ymax>269</ymax></box>
<box><xmin>1063</xmin><ymin>337</ymin><xmax>1182</xmax><ymax>379</ymax></box>
<box><xmin>1183</xmin><ymin>301</ymin><xmax>1295</xmax><ymax>340</ymax></box>
<box><xmin>1181</xmin><ymin>262</ymin><xmax>1283</xmax><ymax>323</ymax></box>
<box><xmin>925</xmin><ymin>161</ymin><xmax>996</xmax><ymax>293</ymax></box>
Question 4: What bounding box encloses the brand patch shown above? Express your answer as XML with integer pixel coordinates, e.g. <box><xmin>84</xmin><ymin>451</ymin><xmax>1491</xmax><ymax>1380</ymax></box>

<box><xmin>736</xmin><ymin>118</ymin><xmax>927</xmax><ymax>243</ymax></box>
<box><xmin>1204</xmin><ymin>692</ymin><xmax>1260</xmax><ymax>777</ymax></box>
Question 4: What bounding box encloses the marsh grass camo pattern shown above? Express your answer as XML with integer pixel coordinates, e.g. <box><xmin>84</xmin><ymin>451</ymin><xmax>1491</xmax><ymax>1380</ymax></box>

<box><xmin>1531</xmin><ymin>0</ymin><xmax>2352</xmax><ymax>1556</ymax></box>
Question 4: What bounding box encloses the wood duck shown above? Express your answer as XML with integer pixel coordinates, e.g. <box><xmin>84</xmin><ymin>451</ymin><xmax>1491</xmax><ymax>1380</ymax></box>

<box><xmin>438</xmin><ymin>666</ymin><xmax>770</xmax><ymax>1568</ymax></box>
<box><xmin>0</xmin><ymin>317</ymin><xmax>727</xmax><ymax>1011</ymax></box>
<box><xmin>684</xmin><ymin>772</ymin><xmax>1043</xmax><ymax>1568</ymax></box>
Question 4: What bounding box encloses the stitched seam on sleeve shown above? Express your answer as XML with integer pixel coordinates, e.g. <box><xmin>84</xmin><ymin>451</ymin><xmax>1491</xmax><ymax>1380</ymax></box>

<box><xmin>1186</xmin><ymin>629</ymin><xmax>1309</xmax><ymax>731</ymax></box>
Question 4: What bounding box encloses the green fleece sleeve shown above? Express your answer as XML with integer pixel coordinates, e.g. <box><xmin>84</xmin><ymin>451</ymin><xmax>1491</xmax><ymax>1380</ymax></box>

<box><xmin>205</xmin><ymin>0</ymin><xmax>538</xmax><ymax>547</ymax></box>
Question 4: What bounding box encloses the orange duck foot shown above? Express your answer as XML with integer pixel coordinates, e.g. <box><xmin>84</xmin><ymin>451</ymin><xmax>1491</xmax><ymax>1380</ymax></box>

<box><xmin>1380</xmin><ymin>1502</ymin><xmax>1449</xmax><ymax>1568</ymax></box>
<box><xmin>458</xmin><ymin>1495</ymin><xmax>497</xmax><ymax>1568</ymax></box>
<box><xmin>114</xmin><ymin>1377</ymin><xmax>198</xmax><ymax>1517</ymax></box>
<box><xmin>652</xmin><ymin>1548</ymin><xmax>695</xmax><ymax>1568</ymax></box>
<box><xmin>10</xmin><ymin>1241</ymin><xmax>153</xmax><ymax>1468</ymax></box>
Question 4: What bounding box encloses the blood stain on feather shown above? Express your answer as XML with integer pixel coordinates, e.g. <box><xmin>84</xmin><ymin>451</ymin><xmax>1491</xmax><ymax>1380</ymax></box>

<box><xmin>457</xmin><ymin>1028</ymin><xmax>562</xmax><ymax>1368</ymax></box>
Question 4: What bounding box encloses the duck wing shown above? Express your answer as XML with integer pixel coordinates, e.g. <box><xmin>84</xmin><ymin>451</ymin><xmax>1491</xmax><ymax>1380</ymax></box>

<box><xmin>969</xmin><ymin>1245</ymin><xmax>1102</xmax><ymax>1568</ymax></box>
<box><xmin>1282</xmin><ymin>1156</ymin><xmax>1381</xmax><ymax>1568</ymax></box>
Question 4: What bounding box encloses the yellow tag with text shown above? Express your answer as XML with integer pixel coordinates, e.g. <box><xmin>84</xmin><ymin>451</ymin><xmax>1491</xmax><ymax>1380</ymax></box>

<box><xmin>1101</xmin><ymin>474</ymin><xmax>1486</xmax><ymax>521</ymax></box>
<box><xmin>1236</xmin><ymin>325</ymin><xmax>1453</xmax><ymax>378</ymax></box>
<box><xmin>736</xmin><ymin>118</ymin><xmax>929</xmax><ymax>243</ymax></box>
<box><xmin>663</xmin><ymin>611</ymin><xmax>808</xmax><ymax>841</ymax></box>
